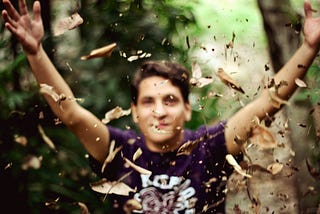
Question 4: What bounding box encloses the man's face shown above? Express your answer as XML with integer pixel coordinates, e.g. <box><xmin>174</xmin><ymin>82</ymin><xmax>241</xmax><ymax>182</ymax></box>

<box><xmin>131</xmin><ymin>76</ymin><xmax>191</xmax><ymax>152</ymax></box>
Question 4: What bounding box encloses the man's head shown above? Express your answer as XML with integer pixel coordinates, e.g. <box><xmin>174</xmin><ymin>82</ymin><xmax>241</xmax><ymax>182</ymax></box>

<box><xmin>130</xmin><ymin>60</ymin><xmax>192</xmax><ymax>152</ymax></box>
<box><xmin>131</xmin><ymin>60</ymin><xmax>190</xmax><ymax>105</ymax></box>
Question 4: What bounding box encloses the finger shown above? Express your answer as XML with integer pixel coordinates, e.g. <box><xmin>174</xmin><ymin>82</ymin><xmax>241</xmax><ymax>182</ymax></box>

<box><xmin>33</xmin><ymin>1</ymin><xmax>41</xmax><ymax>22</ymax></box>
<box><xmin>18</xmin><ymin>0</ymin><xmax>28</xmax><ymax>16</ymax></box>
<box><xmin>2</xmin><ymin>9</ymin><xmax>19</xmax><ymax>29</ymax></box>
<box><xmin>3</xmin><ymin>0</ymin><xmax>21</xmax><ymax>21</ymax></box>
<box><xmin>304</xmin><ymin>0</ymin><xmax>312</xmax><ymax>18</ymax></box>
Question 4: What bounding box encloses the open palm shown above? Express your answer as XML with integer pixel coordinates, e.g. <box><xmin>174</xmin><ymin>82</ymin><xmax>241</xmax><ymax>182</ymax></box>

<box><xmin>2</xmin><ymin>0</ymin><xmax>44</xmax><ymax>55</ymax></box>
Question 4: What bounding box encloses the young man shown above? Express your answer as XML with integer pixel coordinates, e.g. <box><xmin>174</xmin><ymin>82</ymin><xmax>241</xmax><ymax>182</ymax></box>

<box><xmin>2</xmin><ymin>0</ymin><xmax>320</xmax><ymax>213</ymax></box>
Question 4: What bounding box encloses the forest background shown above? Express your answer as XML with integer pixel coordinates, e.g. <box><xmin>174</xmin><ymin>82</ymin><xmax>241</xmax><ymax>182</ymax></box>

<box><xmin>0</xmin><ymin>0</ymin><xmax>319</xmax><ymax>213</ymax></box>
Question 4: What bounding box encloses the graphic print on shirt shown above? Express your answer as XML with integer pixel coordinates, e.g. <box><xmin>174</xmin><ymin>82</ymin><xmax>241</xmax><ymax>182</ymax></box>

<box><xmin>133</xmin><ymin>174</ymin><xmax>197</xmax><ymax>213</ymax></box>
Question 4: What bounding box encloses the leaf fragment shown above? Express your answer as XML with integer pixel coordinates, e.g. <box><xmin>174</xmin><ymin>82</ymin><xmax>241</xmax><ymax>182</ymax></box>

<box><xmin>53</xmin><ymin>12</ymin><xmax>84</xmax><ymax>36</ymax></box>
<box><xmin>90</xmin><ymin>178</ymin><xmax>136</xmax><ymax>196</ymax></box>
<box><xmin>250</xmin><ymin>118</ymin><xmax>277</xmax><ymax>149</ymax></box>
<box><xmin>295</xmin><ymin>78</ymin><xmax>308</xmax><ymax>88</ymax></box>
<box><xmin>226</xmin><ymin>154</ymin><xmax>252</xmax><ymax>178</ymax></box>
<box><xmin>38</xmin><ymin>124</ymin><xmax>56</xmax><ymax>150</ymax></box>
<box><xmin>189</xmin><ymin>61</ymin><xmax>213</xmax><ymax>88</ymax></box>
<box><xmin>21</xmin><ymin>155</ymin><xmax>42</xmax><ymax>170</ymax></box>
<box><xmin>268</xmin><ymin>87</ymin><xmax>289</xmax><ymax>109</ymax></box>
<box><xmin>217</xmin><ymin>68</ymin><xmax>244</xmax><ymax>93</ymax></box>
<box><xmin>102</xmin><ymin>106</ymin><xmax>131</xmax><ymax>124</ymax></box>
<box><xmin>267</xmin><ymin>162</ymin><xmax>283</xmax><ymax>175</ymax></box>
<box><xmin>101</xmin><ymin>140</ymin><xmax>123</xmax><ymax>173</ymax></box>
<box><xmin>123</xmin><ymin>157</ymin><xmax>152</xmax><ymax>175</ymax></box>
<box><xmin>81</xmin><ymin>43</ymin><xmax>117</xmax><ymax>60</ymax></box>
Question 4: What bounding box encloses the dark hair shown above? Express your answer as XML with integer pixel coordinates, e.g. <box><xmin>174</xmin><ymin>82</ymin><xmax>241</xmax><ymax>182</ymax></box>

<box><xmin>131</xmin><ymin>60</ymin><xmax>190</xmax><ymax>105</ymax></box>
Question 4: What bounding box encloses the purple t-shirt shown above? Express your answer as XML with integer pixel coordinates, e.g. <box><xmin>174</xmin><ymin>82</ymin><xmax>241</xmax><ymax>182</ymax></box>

<box><xmin>90</xmin><ymin>121</ymin><xmax>238</xmax><ymax>213</ymax></box>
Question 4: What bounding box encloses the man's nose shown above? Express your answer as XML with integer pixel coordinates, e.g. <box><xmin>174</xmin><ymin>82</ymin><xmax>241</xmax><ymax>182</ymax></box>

<box><xmin>153</xmin><ymin>102</ymin><xmax>167</xmax><ymax>117</ymax></box>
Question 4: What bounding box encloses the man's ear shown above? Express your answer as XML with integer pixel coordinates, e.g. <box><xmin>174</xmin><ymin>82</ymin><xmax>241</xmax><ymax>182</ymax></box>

<box><xmin>131</xmin><ymin>102</ymin><xmax>139</xmax><ymax>123</ymax></box>
<box><xmin>184</xmin><ymin>102</ymin><xmax>192</xmax><ymax>122</ymax></box>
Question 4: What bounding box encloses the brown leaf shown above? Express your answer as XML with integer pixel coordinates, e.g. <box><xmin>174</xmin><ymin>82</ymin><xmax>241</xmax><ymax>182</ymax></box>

<box><xmin>76</xmin><ymin>202</ymin><xmax>90</xmax><ymax>214</ymax></box>
<box><xmin>21</xmin><ymin>155</ymin><xmax>42</xmax><ymax>170</ymax></box>
<box><xmin>217</xmin><ymin>68</ymin><xmax>245</xmax><ymax>93</ymax></box>
<box><xmin>102</xmin><ymin>106</ymin><xmax>131</xmax><ymax>124</ymax></box>
<box><xmin>101</xmin><ymin>140</ymin><xmax>123</xmax><ymax>173</ymax></box>
<box><xmin>295</xmin><ymin>78</ymin><xmax>308</xmax><ymax>88</ymax></box>
<box><xmin>123</xmin><ymin>157</ymin><xmax>152</xmax><ymax>175</ymax></box>
<box><xmin>250</xmin><ymin>119</ymin><xmax>277</xmax><ymax>149</ymax></box>
<box><xmin>189</xmin><ymin>61</ymin><xmax>213</xmax><ymax>88</ymax></box>
<box><xmin>14</xmin><ymin>135</ymin><xmax>28</xmax><ymax>146</ymax></box>
<box><xmin>38</xmin><ymin>124</ymin><xmax>56</xmax><ymax>150</ymax></box>
<box><xmin>133</xmin><ymin>148</ymin><xmax>143</xmax><ymax>162</ymax></box>
<box><xmin>267</xmin><ymin>162</ymin><xmax>284</xmax><ymax>175</ymax></box>
<box><xmin>177</xmin><ymin>138</ymin><xmax>202</xmax><ymax>156</ymax></box>
<box><xmin>90</xmin><ymin>178</ymin><xmax>136</xmax><ymax>196</ymax></box>
<box><xmin>124</xmin><ymin>199</ymin><xmax>142</xmax><ymax>214</ymax></box>
<box><xmin>53</xmin><ymin>12</ymin><xmax>84</xmax><ymax>36</ymax></box>
<box><xmin>226</xmin><ymin>154</ymin><xmax>252</xmax><ymax>178</ymax></box>
<box><xmin>268</xmin><ymin>87</ymin><xmax>289</xmax><ymax>109</ymax></box>
<box><xmin>81</xmin><ymin>43</ymin><xmax>117</xmax><ymax>60</ymax></box>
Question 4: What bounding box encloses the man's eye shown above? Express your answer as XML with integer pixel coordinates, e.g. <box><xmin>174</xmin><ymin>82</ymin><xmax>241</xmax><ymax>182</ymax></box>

<box><xmin>164</xmin><ymin>96</ymin><xmax>178</xmax><ymax>105</ymax></box>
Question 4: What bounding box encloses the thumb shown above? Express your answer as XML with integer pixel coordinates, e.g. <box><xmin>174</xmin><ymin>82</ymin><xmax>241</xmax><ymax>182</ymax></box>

<box><xmin>33</xmin><ymin>1</ymin><xmax>41</xmax><ymax>22</ymax></box>
<box><xmin>304</xmin><ymin>0</ymin><xmax>313</xmax><ymax>18</ymax></box>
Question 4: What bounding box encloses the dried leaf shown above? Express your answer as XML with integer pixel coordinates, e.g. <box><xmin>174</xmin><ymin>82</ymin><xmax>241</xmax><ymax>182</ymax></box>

<box><xmin>267</xmin><ymin>162</ymin><xmax>283</xmax><ymax>175</ymax></box>
<box><xmin>101</xmin><ymin>140</ymin><xmax>123</xmax><ymax>173</ymax></box>
<box><xmin>226</xmin><ymin>154</ymin><xmax>252</xmax><ymax>178</ymax></box>
<box><xmin>250</xmin><ymin>119</ymin><xmax>277</xmax><ymax>149</ymax></box>
<box><xmin>189</xmin><ymin>61</ymin><xmax>213</xmax><ymax>88</ymax></box>
<box><xmin>133</xmin><ymin>148</ymin><xmax>143</xmax><ymax>161</ymax></box>
<box><xmin>177</xmin><ymin>138</ymin><xmax>202</xmax><ymax>156</ymax></box>
<box><xmin>90</xmin><ymin>178</ymin><xmax>136</xmax><ymax>196</ymax></box>
<box><xmin>268</xmin><ymin>87</ymin><xmax>289</xmax><ymax>109</ymax></box>
<box><xmin>53</xmin><ymin>12</ymin><xmax>84</xmax><ymax>36</ymax></box>
<box><xmin>295</xmin><ymin>78</ymin><xmax>308</xmax><ymax>88</ymax></box>
<box><xmin>217</xmin><ymin>68</ymin><xmax>244</xmax><ymax>93</ymax></box>
<box><xmin>21</xmin><ymin>155</ymin><xmax>42</xmax><ymax>170</ymax></box>
<box><xmin>124</xmin><ymin>199</ymin><xmax>142</xmax><ymax>214</ymax></box>
<box><xmin>39</xmin><ymin>84</ymin><xmax>61</xmax><ymax>102</ymax></box>
<box><xmin>102</xmin><ymin>106</ymin><xmax>131</xmax><ymax>124</ymax></box>
<box><xmin>14</xmin><ymin>135</ymin><xmax>28</xmax><ymax>146</ymax></box>
<box><xmin>81</xmin><ymin>43</ymin><xmax>117</xmax><ymax>60</ymax></box>
<box><xmin>38</xmin><ymin>124</ymin><xmax>56</xmax><ymax>150</ymax></box>
<box><xmin>76</xmin><ymin>202</ymin><xmax>90</xmax><ymax>214</ymax></box>
<box><xmin>123</xmin><ymin>157</ymin><xmax>152</xmax><ymax>175</ymax></box>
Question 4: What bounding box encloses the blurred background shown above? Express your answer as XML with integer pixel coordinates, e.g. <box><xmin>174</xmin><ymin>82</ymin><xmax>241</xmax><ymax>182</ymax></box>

<box><xmin>0</xmin><ymin>0</ymin><xmax>319</xmax><ymax>213</ymax></box>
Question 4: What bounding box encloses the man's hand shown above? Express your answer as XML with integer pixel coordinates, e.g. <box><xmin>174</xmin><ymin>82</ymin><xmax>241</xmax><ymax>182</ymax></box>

<box><xmin>2</xmin><ymin>0</ymin><xmax>44</xmax><ymax>55</ymax></box>
<box><xmin>303</xmin><ymin>0</ymin><xmax>320</xmax><ymax>50</ymax></box>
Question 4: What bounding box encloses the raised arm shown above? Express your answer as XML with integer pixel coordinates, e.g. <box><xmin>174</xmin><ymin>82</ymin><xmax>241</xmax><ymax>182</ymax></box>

<box><xmin>225</xmin><ymin>0</ymin><xmax>320</xmax><ymax>155</ymax></box>
<box><xmin>2</xmin><ymin>0</ymin><xmax>110</xmax><ymax>163</ymax></box>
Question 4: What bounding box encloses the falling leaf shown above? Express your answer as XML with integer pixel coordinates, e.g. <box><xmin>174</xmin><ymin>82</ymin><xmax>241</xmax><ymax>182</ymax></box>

<box><xmin>217</xmin><ymin>68</ymin><xmax>245</xmax><ymax>93</ymax></box>
<box><xmin>123</xmin><ymin>199</ymin><xmax>142</xmax><ymax>214</ymax></box>
<box><xmin>90</xmin><ymin>178</ymin><xmax>136</xmax><ymax>196</ymax></box>
<box><xmin>133</xmin><ymin>148</ymin><xmax>143</xmax><ymax>162</ymax></box>
<box><xmin>81</xmin><ymin>43</ymin><xmax>117</xmax><ymax>60</ymax></box>
<box><xmin>102</xmin><ymin>106</ymin><xmax>131</xmax><ymax>124</ymax></box>
<box><xmin>177</xmin><ymin>138</ymin><xmax>202</xmax><ymax>156</ymax></box>
<box><xmin>53</xmin><ymin>12</ymin><xmax>84</xmax><ymax>36</ymax></box>
<box><xmin>250</xmin><ymin>118</ymin><xmax>277</xmax><ymax>149</ymax></box>
<box><xmin>295</xmin><ymin>78</ymin><xmax>308</xmax><ymax>88</ymax></box>
<box><xmin>226</xmin><ymin>154</ymin><xmax>252</xmax><ymax>178</ymax></box>
<box><xmin>76</xmin><ymin>202</ymin><xmax>90</xmax><ymax>214</ymax></box>
<box><xmin>123</xmin><ymin>157</ymin><xmax>152</xmax><ymax>175</ymax></box>
<box><xmin>38</xmin><ymin>124</ymin><xmax>56</xmax><ymax>150</ymax></box>
<box><xmin>267</xmin><ymin>162</ymin><xmax>283</xmax><ymax>175</ymax></box>
<box><xmin>21</xmin><ymin>155</ymin><xmax>42</xmax><ymax>170</ymax></box>
<box><xmin>189</xmin><ymin>61</ymin><xmax>213</xmax><ymax>88</ymax></box>
<box><xmin>14</xmin><ymin>135</ymin><xmax>28</xmax><ymax>146</ymax></box>
<box><xmin>101</xmin><ymin>140</ymin><xmax>123</xmax><ymax>173</ymax></box>
<box><xmin>268</xmin><ymin>87</ymin><xmax>289</xmax><ymax>109</ymax></box>
<box><xmin>39</xmin><ymin>84</ymin><xmax>61</xmax><ymax>102</ymax></box>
